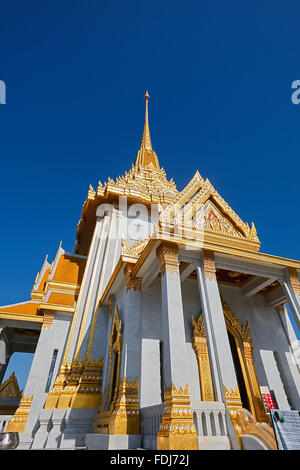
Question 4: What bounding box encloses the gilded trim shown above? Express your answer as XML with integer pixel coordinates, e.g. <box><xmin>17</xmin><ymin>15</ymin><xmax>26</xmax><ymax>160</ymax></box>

<box><xmin>0</xmin><ymin>312</ymin><xmax>43</xmax><ymax>323</ymax></box>
<box><xmin>44</xmin><ymin>357</ymin><xmax>103</xmax><ymax>410</ymax></box>
<box><xmin>156</xmin><ymin>242</ymin><xmax>179</xmax><ymax>275</ymax></box>
<box><xmin>125</xmin><ymin>264</ymin><xmax>142</xmax><ymax>292</ymax></box>
<box><xmin>288</xmin><ymin>267</ymin><xmax>300</xmax><ymax>295</ymax></box>
<box><xmin>191</xmin><ymin>313</ymin><xmax>214</xmax><ymax>401</ymax></box>
<box><xmin>42</xmin><ymin>310</ymin><xmax>54</xmax><ymax>329</ymax></box>
<box><xmin>6</xmin><ymin>395</ymin><xmax>33</xmax><ymax>433</ymax></box>
<box><xmin>203</xmin><ymin>250</ymin><xmax>216</xmax><ymax>280</ymax></box>
<box><xmin>157</xmin><ymin>382</ymin><xmax>198</xmax><ymax>450</ymax></box>
<box><xmin>94</xmin><ymin>377</ymin><xmax>139</xmax><ymax>435</ymax></box>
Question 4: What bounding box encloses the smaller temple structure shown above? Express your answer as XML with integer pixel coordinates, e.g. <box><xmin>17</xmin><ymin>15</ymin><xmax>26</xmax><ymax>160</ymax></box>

<box><xmin>0</xmin><ymin>372</ymin><xmax>22</xmax><ymax>432</ymax></box>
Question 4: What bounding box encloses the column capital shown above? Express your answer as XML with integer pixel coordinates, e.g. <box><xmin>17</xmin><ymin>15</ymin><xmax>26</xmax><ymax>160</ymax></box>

<box><xmin>42</xmin><ymin>310</ymin><xmax>55</xmax><ymax>330</ymax></box>
<box><xmin>276</xmin><ymin>303</ymin><xmax>287</xmax><ymax>314</ymax></box>
<box><xmin>288</xmin><ymin>267</ymin><xmax>300</xmax><ymax>295</ymax></box>
<box><xmin>156</xmin><ymin>242</ymin><xmax>179</xmax><ymax>275</ymax></box>
<box><xmin>202</xmin><ymin>249</ymin><xmax>216</xmax><ymax>281</ymax></box>
<box><xmin>124</xmin><ymin>264</ymin><xmax>142</xmax><ymax>292</ymax></box>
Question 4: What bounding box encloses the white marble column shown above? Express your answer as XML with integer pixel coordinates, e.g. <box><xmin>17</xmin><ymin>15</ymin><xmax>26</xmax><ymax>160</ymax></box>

<box><xmin>156</xmin><ymin>242</ymin><xmax>198</xmax><ymax>450</ymax></box>
<box><xmin>62</xmin><ymin>213</ymin><xmax>109</xmax><ymax>365</ymax></box>
<box><xmin>157</xmin><ymin>244</ymin><xmax>190</xmax><ymax>390</ymax></box>
<box><xmin>194</xmin><ymin>250</ymin><xmax>241</xmax><ymax>449</ymax></box>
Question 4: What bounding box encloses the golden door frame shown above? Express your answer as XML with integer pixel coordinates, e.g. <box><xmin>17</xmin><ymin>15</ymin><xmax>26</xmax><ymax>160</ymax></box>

<box><xmin>102</xmin><ymin>303</ymin><xmax>123</xmax><ymax>412</ymax></box>
<box><xmin>221</xmin><ymin>300</ymin><xmax>269</xmax><ymax>424</ymax></box>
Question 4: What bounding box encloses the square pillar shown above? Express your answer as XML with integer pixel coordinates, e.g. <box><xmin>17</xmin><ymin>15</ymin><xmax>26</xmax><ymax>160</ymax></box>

<box><xmin>156</xmin><ymin>243</ymin><xmax>198</xmax><ymax>450</ymax></box>
<box><xmin>195</xmin><ymin>250</ymin><xmax>242</xmax><ymax>449</ymax></box>
<box><xmin>93</xmin><ymin>266</ymin><xmax>141</xmax><ymax>442</ymax></box>
<box><xmin>108</xmin><ymin>265</ymin><xmax>142</xmax><ymax>436</ymax></box>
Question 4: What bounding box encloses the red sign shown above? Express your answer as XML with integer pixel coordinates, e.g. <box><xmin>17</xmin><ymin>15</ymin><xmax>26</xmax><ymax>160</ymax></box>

<box><xmin>262</xmin><ymin>393</ymin><xmax>276</xmax><ymax>412</ymax></box>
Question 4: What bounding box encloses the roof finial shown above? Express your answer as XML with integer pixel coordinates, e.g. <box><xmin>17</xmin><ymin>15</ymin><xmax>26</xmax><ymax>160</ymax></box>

<box><xmin>134</xmin><ymin>91</ymin><xmax>160</xmax><ymax>170</ymax></box>
<box><xmin>141</xmin><ymin>90</ymin><xmax>152</xmax><ymax>151</ymax></box>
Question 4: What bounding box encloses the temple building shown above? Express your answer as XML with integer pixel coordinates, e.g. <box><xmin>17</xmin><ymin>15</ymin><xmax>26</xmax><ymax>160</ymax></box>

<box><xmin>0</xmin><ymin>92</ymin><xmax>300</xmax><ymax>450</ymax></box>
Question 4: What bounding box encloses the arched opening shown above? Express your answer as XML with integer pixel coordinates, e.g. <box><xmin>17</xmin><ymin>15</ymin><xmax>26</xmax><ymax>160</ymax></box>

<box><xmin>222</xmin><ymin>299</ymin><xmax>270</xmax><ymax>424</ymax></box>
<box><xmin>227</xmin><ymin>329</ymin><xmax>250</xmax><ymax>411</ymax></box>
<box><xmin>109</xmin><ymin>349</ymin><xmax>119</xmax><ymax>406</ymax></box>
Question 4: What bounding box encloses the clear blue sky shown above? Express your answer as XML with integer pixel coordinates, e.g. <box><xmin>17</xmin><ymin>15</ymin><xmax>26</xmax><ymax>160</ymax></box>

<box><xmin>1</xmin><ymin>1</ymin><xmax>300</xmax><ymax>388</ymax></box>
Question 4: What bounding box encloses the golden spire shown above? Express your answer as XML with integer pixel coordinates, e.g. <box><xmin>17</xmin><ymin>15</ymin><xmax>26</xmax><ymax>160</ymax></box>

<box><xmin>141</xmin><ymin>90</ymin><xmax>152</xmax><ymax>150</ymax></box>
<box><xmin>135</xmin><ymin>91</ymin><xmax>160</xmax><ymax>170</ymax></box>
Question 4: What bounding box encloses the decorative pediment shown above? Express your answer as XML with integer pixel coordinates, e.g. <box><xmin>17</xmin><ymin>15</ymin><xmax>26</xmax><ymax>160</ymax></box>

<box><xmin>192</xmin><ymin>201</ymin><xmax>244</xmax><ymax>239</ymax></box>
<box><xmin>159</xmin><ymin>172</ymin><xmax>260</xmax><ymax>247</ymax></box>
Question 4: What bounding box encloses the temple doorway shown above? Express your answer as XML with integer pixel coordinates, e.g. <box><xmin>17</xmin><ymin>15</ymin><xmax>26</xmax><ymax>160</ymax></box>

<box><xmin>227</xmin><ymin>329</ymin><xmax>250</xmax><ymax>411</ymax></box>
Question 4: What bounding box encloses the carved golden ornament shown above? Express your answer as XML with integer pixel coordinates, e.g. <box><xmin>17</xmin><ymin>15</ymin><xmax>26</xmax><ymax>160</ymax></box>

<box><xmin>288</xmin><ymin>268</ymin><xmax>300</xmax><ymax>295</ymax></box>
<box><xmin>224</xmin><ymin>385</ymin><xmax>243</xmax><ymax>409</ymax></box>
<box><xmin>156</xmin><ymin>243</ymin><xmax>179</xmax><ymax>275</ymax></box>
<box><xmin>121</xmin><ymin>235</ymin><xmax>151</xmax><ymax>260</ymax></box>
<box><xmin>31</xmin><ymin>290</ymin><xmax>45</xmax><ymax>301</ymax></box>
<box><xmin>109</xmin><ymin>304</ymin><xmax>122</xmax><ymax>353</ymax></box>
<box><xmin>44</xmin><ymin>357</ymin><xmax>103</xmax><ymax>410</ymax></box>
<box><xmin>229</xmin><ymin>408</ymin><xmax>277</xmax><ymax>450</ymax></box>
<box><xmin>124</xmin><ymin>264</ymin><xmax>142</xmax><ymax>292</ymax></box>
<box><xmin>191</xmin><ymin>313</ymin><xmax>206</xmax><ymax>337</ymax></box>
<box><xmin>157</xmin><ymin>382</ymin><xmax>198</xmax><ymax>450</ymax></box>
<box><xmin>100</xmin><ymin>304</ymin><xmax>123</xmax><ymax>413</ymax></box>
<box><xmin>6</xmin><ymin>395</ymin><xmax>33</xmax><ymax>433</ymax></box>
<box><xmin>222</xmin><ymin>299</ymin><xmax>252</xmax><ymax>346</ymax></box>
<box><xmin>191</xmin><ymin>314</ymin><xmax>215</xmax><ymax>401</ymax></box>
<box><xmin>159</xmin><ymin>173</ymin><xmax>260</xmax><ymax>248</ymax></box>
<box><xmin>92</xmin><ymin>163</ymin><xmax>178</xmax><ymax>204</ymax></box>
<box><xmin>277</xmin><ymin>303</ymin><xmax>287</xmax><ymax>314</ymax></box>
<box><xmin>42</xmin><ymin>310</ymin><xmax>54</xmax><ymax>329</ymax></box>
<box><xmin>94</xmin><ymin>377</ymin><xmax>139</xmax><ymax>435</ymax></box>
<box><xmin>203</xmin><ymin>250</ymin><xmax>216</xmax><ymax>280</ymax></box>
<box><xmin>126</xmin><ymin>277</ymin><xmax>142</xmax><ymax>292</ymax></box>
<box><xmin>108</xmin><ymin>294</ymin><xmax>113</xmax><ymax>318</ymax></box>
<box><xmin>193</xmin><ymin>204</ymin><xmax>244</xmax><ymax>241</ymax></box>
<box><xmin>161</xmin><ymin>171</ymin><xmax>205</xmax><ymax>223</ymax></box>
<box><xmin>243</xmin><ymin>348</ymin><xmax>269</xmax><ymax>424</ymax></box>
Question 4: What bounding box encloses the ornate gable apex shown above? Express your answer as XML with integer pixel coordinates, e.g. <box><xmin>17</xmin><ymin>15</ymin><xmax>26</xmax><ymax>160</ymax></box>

<box><xmin>162</xmin><ymin>170</ymin><xmax>206</xmax><ymax>216</ymax></box>
<box><xmin>160</xmin><ymin>172</ymin><xmax>260</xmax><ymax>249</ymax></box>
<box><xmin>160</xmin><ymin>170</ymin><xmax>206</xmax><ymax>222</ymax></box>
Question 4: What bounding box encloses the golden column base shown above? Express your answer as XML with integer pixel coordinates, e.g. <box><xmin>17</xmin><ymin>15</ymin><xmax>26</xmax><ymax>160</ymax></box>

<box><xmin>44</xmin><ymin>358</ymin><xmax>103</xmax><ymax>410</ymax></box>
<box><xmin>6</xmin><ymin>395</ymin><xmax>33</xmax><ymax>433</ymax></box>
<box><xmin>94</xmin><ymin>377</ymin><xmax>140</xmax><ymax>435</ymax></box>
<box><xmin>157</xmin><ymin>383</ymin><xmax>199</xmax><ymax>450</ymax></box>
